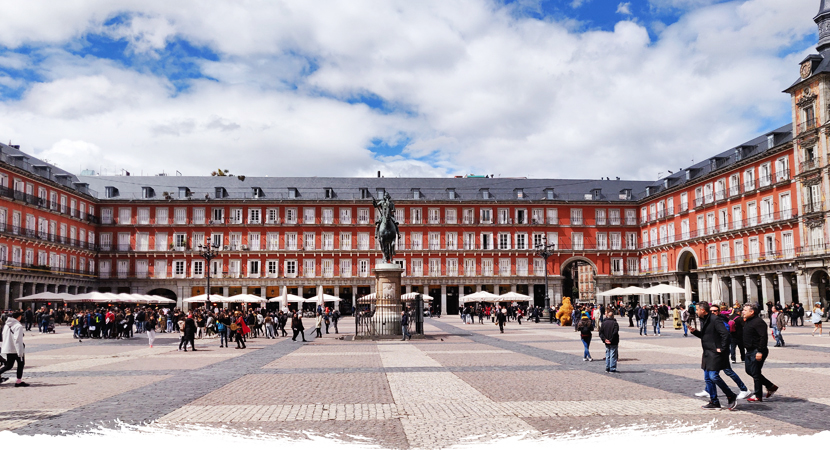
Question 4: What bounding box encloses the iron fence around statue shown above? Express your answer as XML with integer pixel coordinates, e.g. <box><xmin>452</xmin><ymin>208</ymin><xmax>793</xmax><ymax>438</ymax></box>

<box><xmin>355</xmin><ymin>296</ymin><xmax>403</xmax><ymax>337</ymax></box>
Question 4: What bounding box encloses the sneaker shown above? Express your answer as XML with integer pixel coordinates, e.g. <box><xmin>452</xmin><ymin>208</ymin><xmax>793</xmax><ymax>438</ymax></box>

<box><xmin>14</xmin><ymin>382</ymin><xmax>30</xmax><ymax>387</ymax></box>
<box><xmin>765</xmin><ymin>385</ymin><xmax>778</xmax><ymax>399</ymax></box>
<box><xmin>726</xmin><ymin>397</ymin><xmax>738</xmax><ymax>411</ymax></box>
<box><xmin>746</xmin><ymin>396</ymin><xmax>762</xmax><ymax>403</ymax></box>
<box><xmin>694</xmin><ymin>390</ymin><xmax>709</xmax><ymax>397</ymax></box>
<box><xmin>605</xmin><ymin>368</ymin><xmax>610</xmax><ymax>373</ymax></box>
<box><xmin>701</xmin><ymin>402</ymin><xmax>721</xmax><ymax>410</ymax></box>
<box><xmin>588</xmin><ymin>357</ymin><xmax>593</xmax><ymax>362</ymax></box>
<box><xmin>737</xmin><ymin>390</ymin><xmax>751</xmax><ymax>400</ymax></box>
<box><xmin>0</xmin><ymin>377</ymin><xmax>7</xmax><ymax>384</ymax></box>
<box><xmin>583</xmin><ymin>357</ymin><xmax>587</xmax><ymax>361</ymax></box>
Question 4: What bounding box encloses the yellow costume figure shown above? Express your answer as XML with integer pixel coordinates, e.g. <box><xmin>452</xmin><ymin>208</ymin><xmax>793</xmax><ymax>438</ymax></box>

<box><xmin>673</xmin><ymin>306</ymin><xmax>682</xmax><ymax>329</ymax></box>
<box><xmin>556</xmin><ymin>297</ymin><xmax>574</xmax><ymax>326</ymax></box>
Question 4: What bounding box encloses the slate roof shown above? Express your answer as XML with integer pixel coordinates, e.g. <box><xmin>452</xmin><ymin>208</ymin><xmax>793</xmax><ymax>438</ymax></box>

<box><xmin>0</xmin><ymin>142</ymin><xmax>95</xmax><ymax>197</ymax></box>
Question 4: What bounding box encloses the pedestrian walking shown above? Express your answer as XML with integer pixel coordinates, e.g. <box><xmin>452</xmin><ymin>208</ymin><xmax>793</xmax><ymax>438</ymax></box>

<box><xmin>680</xmin><ymin>306</ymin><xmax>690</xmax><ymax>337</ymax></box>
<box><xmin>401</xmin><ymin>309</ymin><xmax>412</xmax><ymax>341</ymax></box>
<box><xmin>291</xmin><ymin>312</ymin><xmax>306</xmax><ymax>342</ymax></box>
<box><xmin>812</xmin><ymin>304</ymin><xmax>824</xmax><ymax>336</ymax></box>
<box><xmin>599</xmin><ymin>309</ymin><xmax>619</xmax><ymax>373</ymax></box>
<box><xmin>145</xmin><ymin>314</ymin><xmax>157</xmax><ymax>348</ymax></box>
<box><xmin>742</xmin><ymin>303</ymin><xmax>778</xmax><ymax>402</ymax></box>
<box><xmin>638</xmin><ymin>305</ymin><xmax>649</xmax><ymax>336</ymax></box>
<box><xmin>577</xmin><ymin>313</ymin><xmax>593</xmax><ymax>362</ymax></box>
<box><xmin>673</xmin><ymin>305</ymin><xmax>682</xmax><ymax>330</ymax></box>
<box><xmin>694</xmin><ymin>304</ymin><xmax>750</xmax><ymax>401</ymax></box>
<box><xmin>0</xmin><ymin>311</ymin><xmax>28</xmax><ymax>387</ymax></box>
<box><xmin>179</xmin><ymin>314</ymin><xmax>197</xmax><ymax>351</ymax></box>
<box><xmin>496</xmin><ymin>308</ymin><xmax>507</xmax><ymax>334</ymax></box>
<box><xmin>651</xmin><ymin>305</ymin><xmax>661</xmax><ymax>336</ymax></box>
<box><xmin>689</xmin><ymin>302</ymin><xmax>737</xmax><ymax>410</ymax></box>
<box><xmin>772</xmin><ymin>305</ymin><xmax>786</xmax><ymax>347</ymax></box>
<box><xmin>332</xmin><ymin>309</ymin><xmax>340</xmax><ymax>334</ymax></box>
<box><xmin>217</xmin><ymin>313</ymin><xmax>229</xmax><ymax>347</ymax></box>
<box><xmin>315</xmin><ymin>312</ymin><xmax>323</xmax><ymax>338</ymax></box>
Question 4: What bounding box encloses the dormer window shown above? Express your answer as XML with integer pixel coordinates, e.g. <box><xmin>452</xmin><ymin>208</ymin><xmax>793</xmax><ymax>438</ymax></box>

<box><xmin>252</xmin><ymin>187</ymin><xmax>264</xmax><ymax>199</ymax></box>
<box><xmin>324</xmin><ymin>188</ymin><xmax>335</xmax><ymax>199</ymax></box>
<box><xmin>767</xmin><ymin>135</ymin><xmax>775</xmax><ymax>149</ymax></box>
<box><xmin>288</xmin><ymin>188</ymin><xmax>298</xmax><ymax>199</ymax></box>
<box><xmin>645</xmin><ymin>187</ymin><xmax>651</xmax><ymax>197</ymax></box>
<box><xmin>448</xmin><ymin>188</ymin><xmax>456</xmax><ymax>200</ymax></box>
<box><xmin>360</xmin><ymin>188</ymin><xmax>371</xmax><ymax>199</ymax></box>
<box><xmin>412</xmin><ymin>189</ymin><xmax>421</xmax><ymax>199</ymax></box>
<box><xmin>142</xmin><ymin>187</ymin><xmax>155</xmax><ymax>199</ymax></box>
<box><xmin>215</xmin><ymin>187</ymin><xmax>227</xmax><ymax>199</ymax></box>
<box><xmin>481</xmin><ymin>189</ymin><xmax>490</xmax><ymax>200</ymax></box>
<box><xmin>515</xmin><ymin>188</ymin><xmax>524</xmax><ymax>199</ymax></box>
<box><xmin>591</xmin><ymin>188</ymin><xmax>601</xmax><ymax>200</ymax></box>
<box><xmin>376</xmin><ymin>188</ymin><xmax>385</xmax><ymax>198</ymax></box>
<box><xmin>619</xmin><ymin>189</ymin><xmax>632</xmax><ymax>200</ymax></box>
<box><xmin>105</xmin><ymin>186</ymin><xmax>119</xmax><ymax>199</ymax></box>
<box><xmin>178</xmin><ymin>187</ymin><xmax>190</xmax><ymax>199</ymax></box>
<box><xmin>545</xmin><ymin>189</ymin><xmax>555</xmax><ymax>200</ymax></box>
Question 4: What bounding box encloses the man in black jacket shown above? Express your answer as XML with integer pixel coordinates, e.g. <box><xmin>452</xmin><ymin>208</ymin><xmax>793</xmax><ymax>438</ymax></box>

<box><xmin>496</xmin><ymin>308</ymin><xmax>507</xmax><ymax>333</ymax></box>
<box><xmin>599</xmin><ymin>309</ymin><xmax>620</xmax><ymax>373</ymax></box>
<box><xmin>689</xmin><ymin>302</ymin><xmax>737</xmax><ymax>410</ymax></box>
<box><xmin>742</xmin><ymin>303</ymin><xmax>778</xmax><ymax>402</ymax></box>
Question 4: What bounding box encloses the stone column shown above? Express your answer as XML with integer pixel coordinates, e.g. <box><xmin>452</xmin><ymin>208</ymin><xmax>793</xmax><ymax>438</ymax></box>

<box><xmin>2</xmin><ymin>282</ymin><xmax>9</xmax><ymax>310</ymax></box>
<box><xmin>698</xmin><ymin>277</ymin><xmax>709</xmax><ymax>303</ymax></box>
<box><xmin>746</xmin><ymin>275</ymin><xmax>759</xmax><ymax>302</ymax></box>
<box><xmin>241</xmin><ymin>286</ymin><xmax>248</xmax><ymax>294</ymax></box>
<box><xmin>777</xmin><ymin>273</ymin><xmax>793</xmax><ymax>305</ymax></box>
<box><xmin>797</xmin><ymin>271</ymin><xmax>812</xmax><ymax>308</ymax></box>
<box><xmin>222</xmin><ymin>286</ymin><xmax>229</xmax><ymax>297</ymax></box>
<box><xmin>720</xmin><ymin>278</ymin><xmax>731</xmax><ymax>306</ymax></box>
<box><xmin>761</xmin><ymin>274</ymin><xmax>776</xmax><ymax>304</ymax></box>
<box><xmin>405</xmin><ymin>284</ymin><xmax>411</xmax><ymax>294</ymax></box>
<box><xmin>731</xmin><ymin>276</ymin><xmax>744</xmax><ymax>306</ymax></box>
<box><xmin>441</xmin><ymin>285</ymin><xmax>447</xmax><ymax>316</ymax></box>
<box><xmin>334</xmin><ymin>286</ymin><xmax>340</xmax><ymax>311</ymax></box>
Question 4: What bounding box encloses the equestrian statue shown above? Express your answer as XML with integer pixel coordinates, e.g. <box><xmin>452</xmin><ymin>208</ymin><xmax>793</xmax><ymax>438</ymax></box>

<box><xmin>373</xmin><ymin>191</ymin><xmax>400</xmax><ymax>263</ymax></box>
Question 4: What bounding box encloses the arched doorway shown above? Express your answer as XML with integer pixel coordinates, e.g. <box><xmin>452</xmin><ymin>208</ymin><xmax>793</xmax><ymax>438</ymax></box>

<box><xmin>675</xmin><ymin>250</ymin><xmax>699</xmax><ymax>305</ymax></box>
<box><xmin>810</xmin><ymin>270</ymin><xmax>830</xmax><ymax>309</ymax></box>
<box><xmin>561</xmin><ymin>257</ymin><xmax>596</xmax><ymax>304</ymax></box>
<box><xmin>147</xmin><ymin>288</ymin><xmax>177</xmax><ymax>301</ymax></box>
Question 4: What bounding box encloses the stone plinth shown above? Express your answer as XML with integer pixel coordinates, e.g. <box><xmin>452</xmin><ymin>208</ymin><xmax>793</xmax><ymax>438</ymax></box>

<box><xmin>372</xmin><ymin>263</ymin><xmax>403</xmax><ymax>336</ymax></box>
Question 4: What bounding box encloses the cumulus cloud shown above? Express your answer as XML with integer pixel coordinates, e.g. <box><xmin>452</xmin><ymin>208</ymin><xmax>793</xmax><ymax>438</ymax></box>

<box><xmin>0</xmin><ymin>0</ymin><xmax>820</xmax><ymax>182</ymax></box>
<box><xmin>617</xmin><ymin>2</ymin><xmax>633</xmax><ymax>15</ymax></box>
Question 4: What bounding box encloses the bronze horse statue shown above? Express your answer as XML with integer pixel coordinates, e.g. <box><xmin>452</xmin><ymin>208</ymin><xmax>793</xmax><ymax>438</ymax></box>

<box><xmin>373</xmin><ymin>192</ymin><xmax>400</xmax><ymax>263</ymax></box>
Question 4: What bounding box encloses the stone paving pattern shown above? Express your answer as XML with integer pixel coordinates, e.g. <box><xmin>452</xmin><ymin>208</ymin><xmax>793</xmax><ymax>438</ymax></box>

<box><xmin>3</xmin><ymin>316</ymin><xmax>830</xmax><ymax>447</ymax></box>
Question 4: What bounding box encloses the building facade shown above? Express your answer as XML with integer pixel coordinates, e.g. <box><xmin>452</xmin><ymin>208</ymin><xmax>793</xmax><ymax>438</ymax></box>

<box><xmin>3</xmin><ymin>2</ymin><xmax>830</xmax><ymax>314</ymax></box>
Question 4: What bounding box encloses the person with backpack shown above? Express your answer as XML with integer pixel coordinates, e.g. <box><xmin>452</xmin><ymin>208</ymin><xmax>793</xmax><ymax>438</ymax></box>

<box><xmin>577</xmin><ymin>313</ymin><xmax>594</xmax><ymax>362</ymax></box>
<box><xmin>599</xmin><ymin>309</ymin><xmax>620</xmax><ymax>373</ymax></box>
<box><xmin>217</xmin><ymin>313</ymin><xmax>229</xmax><ymax>347</ymax></box>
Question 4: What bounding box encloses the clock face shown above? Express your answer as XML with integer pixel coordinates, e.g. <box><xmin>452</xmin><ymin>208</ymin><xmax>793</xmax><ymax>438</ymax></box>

<box><xmin>802</xmin><ymin>62</ymin><xmax>812</xmax><ymax>79</ymax></box>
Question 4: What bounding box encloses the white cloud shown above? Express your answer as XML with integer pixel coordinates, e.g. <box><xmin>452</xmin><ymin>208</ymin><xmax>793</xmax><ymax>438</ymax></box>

<box><xmin>617</xmin><ymin>2</ymin><xmax>633</xmax><ymax>15</ymax></box>
<box><xmin>0</xmin><ymin>0</ymin><xmax>820</xmax><ymax>182</ymax></box>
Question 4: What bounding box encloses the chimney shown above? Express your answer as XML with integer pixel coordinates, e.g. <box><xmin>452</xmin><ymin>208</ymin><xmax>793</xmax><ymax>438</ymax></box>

<box><xmin>377</xmin><ymin>171</ymin><xmax>381</xmax><ymax>178</ymax></box>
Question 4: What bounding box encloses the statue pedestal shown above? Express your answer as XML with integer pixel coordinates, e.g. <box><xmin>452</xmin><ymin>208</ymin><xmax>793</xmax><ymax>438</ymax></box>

<box><xmin>372</xmin><ymin>263</ymin><xmax>403</xmax><ymax>336</ymax></box>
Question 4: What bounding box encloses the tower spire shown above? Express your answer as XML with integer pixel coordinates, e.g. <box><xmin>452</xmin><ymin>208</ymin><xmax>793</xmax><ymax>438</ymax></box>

<box><xmin>816</xmin><ymin>0</ymin><xmax>830</xmax><ymax>51</ymax></box>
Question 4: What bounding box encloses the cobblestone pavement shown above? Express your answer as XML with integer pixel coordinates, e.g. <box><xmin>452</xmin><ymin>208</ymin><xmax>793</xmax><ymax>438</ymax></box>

<box><xmin>4</xmin><ymin>317</ymin><xmax>830</xmax><ymax>447</ymax></box>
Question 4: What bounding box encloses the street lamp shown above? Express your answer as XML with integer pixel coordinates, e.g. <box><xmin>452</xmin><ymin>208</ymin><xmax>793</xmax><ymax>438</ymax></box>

<box><xmin>535</xmin><ymin>236</ymin><xmax>556</xmax><ymax>317</ymax></box>
<box><xmin>196</xmin><ymin>237</ymin><xmax>221</xmax><ymax>310</ymax></box>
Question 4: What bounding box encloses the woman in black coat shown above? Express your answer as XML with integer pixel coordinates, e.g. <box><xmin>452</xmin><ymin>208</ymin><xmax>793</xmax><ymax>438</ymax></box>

<box><xmin>690</xmin><ymin>302</ymin><xmax>736</xmax><ymax>408</ymax></box>
<box><xmin>291</xmin><ymin>312</ymin><xmax>307</xmax><ymax>342</ymax></box>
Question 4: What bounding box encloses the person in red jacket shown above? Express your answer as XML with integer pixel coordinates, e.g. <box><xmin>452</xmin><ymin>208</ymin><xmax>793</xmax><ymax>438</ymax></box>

<box><xmin>233</xmin><ymin>312</ymin><xmax>250</xmax><ymax>349</ymax></box>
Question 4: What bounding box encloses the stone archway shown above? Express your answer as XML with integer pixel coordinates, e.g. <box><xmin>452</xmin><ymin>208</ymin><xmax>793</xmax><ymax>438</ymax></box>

<box><xmin>675</xmin><ymin>249</ymin><xmax>699</xmax><ymax>305</ymax></box>
<box><xmin>809</xmin><ymin>269</ymin><xmax>830</xmax><ymax>309</ymax></box>
<box><xmin>561</xmin><ymin>257</ymin><xmax>596</xmax><ymax>303</ymax></box>
<box><xmin>147</xmin><ymin>288</ymin><xmax>177</xmax><ymax>301</ymax></box>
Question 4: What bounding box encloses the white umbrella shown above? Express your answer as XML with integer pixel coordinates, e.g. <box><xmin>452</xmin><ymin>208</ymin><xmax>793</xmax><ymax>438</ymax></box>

<box><xmin>711</xmin><ymin>273</ymin><xmax>723</xmax><ymax>305</ymax></box>
<box><xmin>460</xmin><ymin>291</ymin><xmax>500</xmax><ymax>303</ymax></box>
<box><xmin>401</xmin><ymin>292</ymin><xmax>434</xmax><ymax>301</ymax></box>
<box><xmin>16</xmin><ymin>292</ymin><xmax>66</xmax><ymax>301</ymax></box>
<box><xmin>685</xmin><ymin>276</ymin><xmax>693</xmax><ymax>304</ymax></box>
<box><xmin>617</xmin><ymin>286</ymin><xmax>649</xmax><ymax>295</ymax></box>
<box><xmin>147</xmin><ymin>295</ymin><xmax>177</xmax><ymax>304</ymax></box>
<box><xmin>183</xmin><ymin>294</ymin><xmax>227</xmax><ymax>303</ymax></box>
<box><xmin>596</xmin><ymin>287</ymin><xmax>629</xmax><ymax>297</ymax></box>
<box><xmin>319</xmin><ymin>293</ymin><xmax>341</xmax><ymax>302</ymax></box>
<box><xmin>357</xmin><ymin>293</ymin><xmax>377</xmax><ymax>301</ymax></box>
<box><xmin>498</xmin><ymin>291</ymin><xmax>533</xmax><ymax>302</ymax></box>
<box><xmin>64</xmin><ymin>292</ymin><xmax>119</xmax><ymax>303</ymax></box>
<box><xmin>227</xmin><ymin>294</ymin><xmax>265</xmax><ymax>303</ymax></box>
<box><xmin>644</xmin><ymin>285</ymin><xmax>687</xmax><ymax>295</ymax></box>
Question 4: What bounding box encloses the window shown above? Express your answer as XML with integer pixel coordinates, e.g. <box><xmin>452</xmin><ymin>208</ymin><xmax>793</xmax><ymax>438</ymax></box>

<box><xmin>173</xmin><ymin>260</ymin><xmax>186</xmax><ymax>278</ymax></box>
<box><xmin>610</xmin><ymin>232</ymin><xmax>621</xmax><ymax>250</ymax></box>
<box><xmin>498</xmin><ymin>233</ymin><xmax>511</xmax><ymax>250</ymax></box>
<box><xmin>137</xmin><ymin>208</ymin><xmax>150</xmax><ymax>225</ymax></box>
<box><xmin>340</xmin><ymin>232</ymin><xmax>352</xmax><ymax>250</ymax></box>
<box><xmin>230</xmin><ymin>208</ymin><xmax>243</xmax><ymax>224</ymax></box>
<box><xmin>229</xmin><ymin>233</ymin><xmax>242</xmax><ymax>251</ymax></box>
<box><xmin>357</xmin><ymin>208</ymin><xmax>369</xmax><ymax>224</ymax></box>
<box><xmin>193</xmin><ymin>208</ymin><xmax>205</xmax><ymax>225</ymax></box>
<box><xmin>411</xmin><ymin>259</ymin><xmax>424</xmax><ymax>277</ymax></box>
<box><xmin>611</xmin><ymin>258</ymin><xmax>623</xmax><ymax>275</ymax></box>
<box><xmin>498</xmin><ymin>208</ymin><xmax>509</xmax><ymax>225</ymax></box>
<box><xmin>759</xmin><ymin>163</ymin><xmax>772</xmax><ymax>187</ymax></box>
<box><xmin>706</xmin><ymin>212</ymin><xmax>716</xmax><ymax>234</ymax></box>
<box><xmin>641</xmin><ymin>207</ymin><xmax>648</xmax><ymax>223</ymax></box>
<box><xmin>286</xmin><ymin>208</ymin><xmax>297</xmax><ymax>224</ymax></box>
<box><xmin>515</xmin><ymin>233</ymin><xmax>528</xmax><ymax>250</ymax></box>
<box><xmin>463</xmin><ymin>208</ymin><xmax>475</xmax><ymax>224</ymax></box>
<box><xmin>411</xmin><ymin>232</ymin><xmax>423</xmax><ymax>250</ymax></box>
<box><xmin>173</xmin><ymin>233</ymin><xmax>187</xmax><ymax>251</ymax></box>
<box><xmin>704</xmin><ymin>183</ymin><xmax>713</xmax><ymax>203</ymax></box>
<box><xmin>429</xmin><ymin>232</ymin><xmax>441</xmax><ymax>250</ymax></box>
<box><xmin>626</xmin><ymin>232</ymin><xmax>637</xmax><ymax>250</ymax></box>
<box><xmin>482</xmin><ymin>233</ymin><xmax>494</xmax><ymax>250</ymax></box>
<box><xmin>763</xmin><ymin>234</ymin><xmax>776</xmax><ymax>256</ymax></box>
<box><xmin>340</xmin><ymin>208</ymin><xmax>351</xmax><ymax>225</ymax></box>
<box><xmin>304</xmin><ymin>232</ymin><xmax>315</xmax><ymax>250</ymax></box>
<box><xmin>247</xmin><ymin>261</ymin><xmax>261</xmax><ymax>278</ymax></box>
<box><xmin>667</xmin><ymin>224</ymin><xmax>675</xmax><ymax>243</ymax></box>
<box><xmin>734</xmin><ymin>239</ymin><xmax>744</xmax><ymax>261</ymax></box>
<box><xmin>548</xmin><ymin>208</ymin><xmax>559</xmax><ymax>225</ymax></box>
<box><xmin>322</xmin><ymin>259</ymin><xmax>333</xmax><ymax>278</ymax></box>
<box><xmin>731</xmin><ymin>206</ymin><xmax>742</xmax><ymax>230</ymax></box>
<box><xmin>445</xmin><ymin>208</ymin><xmax>457</xmax><ymax>224</ymax></box>
<box><xmin>322</xmin><ymin>208</ymin><xmax>333</xmax><ymax>225</ymax></box>
<box><xmin>499</xmin><ymin>258</ymin><xmax>511</xmax><ymax>276</ymax></box>
<box><xmin>595</xmin><ymin>209</ymin><xmax>606</xmax><ymax>225</ymax></box>
<box><xmin>340</xmin><ymin>259</ymin><xmax>352</xmax><ymax>277</ymax></box>
<box><xmin>446</xmin><ymin>258</ymin><xmax>458</xmax><ymax>277</ymax></box>
<box><xmin>448</xmin><ymin>189</ymin><xmax>456</xmax><ymax>199</ymax></box>
<box><xmin>267</xmin><ymin>232</ymin><xmax>279</xmax><ymax>250</ymax></box>
<box><xmin>322</xmin><ymin>232</ymin><xmax>334</xmax><ymax>250</ymax></box>
<box><xmin>780</xmin><ymin>193</ymin><xmax>792</xmax><ymax>219</ymax></box>
<box><xmin>248</xmin><ymin>208</ymin><xmax>261</xmax><ymax>224</ymax></box>
<box><xmin>446</xmin><ymin>232</ymin><xmax>457</xmax><ymax>250</ymax></box>
<box><xmin>464</xmin><ymin>258</ymin><xmax>476</xmax><ymax>277</ymax></box>
<box><xmin>358</xmin><ymin>233</ymin><xmax>370</xmax><ymax>250</ymax></box>
<box><xmin>285</xmin><ymin>260</ymin><xmax>298</xmax><ymax>278</ymax></box>
<box><xmin>355</xmin><ymin>259</ymin><xmax>370</xmax><ymax>277</ymax></box>
<box><xmin>428</xmin><ymin>208</ymin><xmax>440</xmax><ymax>224</ymax></box>
<box><xmin>719</xmin><ymin>209</ymin><xmax>728</xmax><ymax>232</ymax></box>
<box><xmin>192</xmin><ymin>232</ymin><xmax>205</xmax><ymax>249</ymax></box>
<box><xmin>156</xmin><ymin>208</ymin><xmax>169</xmax><ymax>225</ymax></box>
<box><xmin>744</xmin><ymin>169</ymin><xmax>755</xmax><ymax>191</ymax></box>
<box><xmin>481</xmin><ymin>259</ymin><xmax>493</xmax><ymax>276</ymax></box>
<box><xmin>516</xmin><ymin>209</ymin><xmax>527</xmax><ymax>224</ymax></box>
<box><xmin>570</xmin><ymin>209</ymin><xmax>582</xmax><ymax>225</ymax></box>
<box><xmin>411</xmin><ymin>208</ymin><xmax>422</xmax><ymax>224</ymax></box>
<box><xmin>211</xmin><ymin>208</ymin><xmax>224</xmax><ymax>224</ymax></box>
<box><xmin>532</xmin><ymin>208</ymin><xmax>544</xmax><ymax>225</ymax></box>
<box><xmin>267</xmin><ymin>208</ymin><xmax>279</xmax><ymax>224</ymax></box>
<box><xmin>480</xmin><ymin>208</ymin><xmax>492</xmax><ymax>224</ymax></box>
<box><xmin>463</xmin><ymin>232</ymin><xmax>475</xmax><ymax>250</ymax></box>
<box><xmin>286</xmin><ymin>233</ymin><xmax>298</xmax><ymax>250</ymax></box>
<box><xmin>249</xmin><ymin>232</ymin><xmax>261</xmax><ymax>251</ymax></box>
<box><xmin>516</xmin><ymin>258</ymin><xmax>528</xmax><ymax>276</ymax></box>
<box><xmin>596</xmin><ymin>232</ymin><xmax>607</xmax><ymax>250</ymax></box>
<box><xmin>782</xmin><ymin>231</ymin><xmax>794</xmax><ymax>257</ymax></box>
<box><xmin>679</xmin><ymin>192</ymin><xmax>688</xmax><ymax>211</ymax></box>
<box><xmin>101</xmin><ymin>207</ymin><xmax>113</xmax><ymax>225</ymax></box>
<box><xmin>775</xmin><ymin>157</ymin><xmax>789</xmax><ymax>182</ymax></box>
<box><xmin>571</xmin><ymin>232</ymin><xmax>583</xmax><ymax>251</ymax></box>
<box><xmin>749</xmin><ymin>237</ymin><xmax>760</xmax><ymax>261</ymax></box>
<box><xmin>760</xmin><ymin>197</ymin><xmax>773</xmax><ymax>224</ymax></box>
<box><xmin>626</xmin><ymin>258</ymin><xmax>638</xmax><ymax>275</ymax></box>
<box><xmin>154</xmin><ymin>260</ymin><xmax>167</xmax><ymax>279</ymax></box>
<box><xmin>173</xmin><ymin>207</ymin><xmax>187</xmax><ymax>225</ymax></box>
<box><xmin>746</xmin><ymin>201</ymin><xmax>757</xmax><ymax>226</ymax></box>
<box><xmin>100</xmin><ymin>233</ymin><xmax>112</xmax><ymax>251</ymax></box>
<box><xmin>303</xmin><ymin>259</ymin><xmax>315</xmax><ymax>277</ymax></box>
<box><xmin>267</xmin><ymin>260</ymin><xmax>279</xmax><ymax>277</ymax></box>
<box><xmin>609</xmin><ymin>209</ymin><xmax>620</xmax><ymax>225</ymax></box>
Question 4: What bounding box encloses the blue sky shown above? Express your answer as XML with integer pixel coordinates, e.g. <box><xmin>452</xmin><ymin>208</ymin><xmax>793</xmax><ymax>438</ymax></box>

<box><xmin>0</xmin><ymin>0</ymin><xmax>820</xmax><ymax>180</ymax></box>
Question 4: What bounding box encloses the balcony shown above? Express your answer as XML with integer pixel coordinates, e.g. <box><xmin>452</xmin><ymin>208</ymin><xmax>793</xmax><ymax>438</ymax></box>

<box><xmin>800</xmin><ymin>159</ymin><xmax>820</xmax><ymax>173</ymax></box>
<box><xmin>803</xmin><ymin>201</ymin><xmax>824</xmax><ymax>214</ymax></box>
<box><xmin>797</xmin><ymin>118</ymin><xmax>818</xmax><ymax>135</ymax></box>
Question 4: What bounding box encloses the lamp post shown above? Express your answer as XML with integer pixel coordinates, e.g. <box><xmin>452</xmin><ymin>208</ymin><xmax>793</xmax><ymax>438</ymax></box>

<box><xmin>535</xmin><ymin>236</ymin><xmax>556</xmax><ymax>317</ymax></box>
<box><xmin>196</xmin><ymin>237</ymin><xmax>221</xmax><ymax>310</ymax></box>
